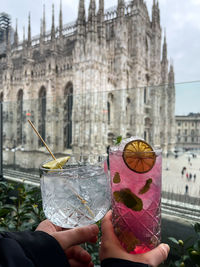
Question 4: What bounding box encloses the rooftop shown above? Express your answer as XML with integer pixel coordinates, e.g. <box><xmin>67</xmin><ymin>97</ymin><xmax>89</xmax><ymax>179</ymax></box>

<box><xmin>176</xmin><ymin>113</ymin><xmax>200</xmax><ymax>118</ymax></box>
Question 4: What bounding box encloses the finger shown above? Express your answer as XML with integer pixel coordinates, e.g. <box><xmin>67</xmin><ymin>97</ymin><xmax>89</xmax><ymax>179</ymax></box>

<box><xmin>101</xmin><ymin>211</ymin><xmax>170</xmax><ymax>266</ymax></box>
<box><xmin>101</xmin><ymin>210</ymin><xmax>121</xmax><ymax>245</ymax></box>
<box><xmin>88</xmin><ymin>235</ymin><xmax>98</xmax><ymax>244</ymax></box>
<box><xmin>132</xmin><ymin>243</ymin><xmax>170</xmax><ymax>267</ymax></box>
<box><xmin>66</xmin><ymin>245</ymin><xmax>91</xmax><ymax>263</ymax></box>
<box><xmin>68</xmin><ymin>258</ymin><xmax>93</xmax><ymax>267</ymax></box>
<box><xmin>145</xmin><ymin>243</ymin><xmax>170</xmax><ymax>267</ymax></box>
<box><xmin>36</xmin><ymin>219</ymin><xmax>62</xmax><ymax>234</ymax></box>
<box><xmin>52</xmin><ymin>224</ymin><xmax>99</xmax><ymax>250</ymax></box>
<box><xmin>61</xmin><ymin>230</ymin><xmax>98</xmax><ymax>243</ymax></box>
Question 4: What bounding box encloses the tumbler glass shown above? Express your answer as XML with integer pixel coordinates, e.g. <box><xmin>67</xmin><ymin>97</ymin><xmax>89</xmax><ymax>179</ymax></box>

<box><xmin>39</xmin><ymin>155</ymin><xmax>110</xmax><ymax>228</ymax></box>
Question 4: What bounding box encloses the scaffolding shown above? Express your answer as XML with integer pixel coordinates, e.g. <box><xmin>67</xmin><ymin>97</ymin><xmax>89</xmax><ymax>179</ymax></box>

<box><xmin>0</xmin><ymin>12</ymin><xmax>11</xmax><ymax>43</ymax></box>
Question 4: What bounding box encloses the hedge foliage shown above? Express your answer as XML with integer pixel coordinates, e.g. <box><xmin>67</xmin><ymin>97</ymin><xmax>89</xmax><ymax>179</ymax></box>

<box><xmin>0</xmin><ymin>180</ymin><xmax>200</xmax><ymax>267</ymax></box>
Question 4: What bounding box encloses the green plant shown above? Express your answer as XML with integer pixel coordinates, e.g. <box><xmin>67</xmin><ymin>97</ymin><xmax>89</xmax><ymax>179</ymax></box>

<box><xmin>168</xmin><ymin>223</ymin><xmax>200</xmax><ymax>267</ymax></box>
<box><xmin>114</xmin><ymin>136</ymin><xmax>122</xmax><ymax>145</ymax></box>
<box><xmin>0</xmin><ymin>181</ymin><xmax>45</xmax><ymax>231</ymax></box>
<box><xmin>0</xmin><ymin>181</ymin><xmax>14</xmax><ymax>203</ymax></box>
<box><xmin>3</xmin><ymin>179</ymin><xmax>200</xmax><ymax>267</ymax></box>
<box><xmin>82</xmin><ymin>220</ymin><xmax>102</xmax><ymax>266</ymax></box>
<box><xmin>0</xmin><ymin>180</ymin><xmax>103</xmax><ymax>264</ymax></box>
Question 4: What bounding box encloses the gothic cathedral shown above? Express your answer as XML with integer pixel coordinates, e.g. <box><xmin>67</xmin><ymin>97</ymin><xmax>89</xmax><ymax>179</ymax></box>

<box><xmin>0</xmin><ymin>0</ymin><xmax>175</xmax><ymax>168</ymax></box>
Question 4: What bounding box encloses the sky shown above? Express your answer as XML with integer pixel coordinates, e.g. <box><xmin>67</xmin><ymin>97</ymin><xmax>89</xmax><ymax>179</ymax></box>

<box><xmin>1</xmin><ymin>0</ymin><xmax>200</xmax><ymax>115</ymax></box>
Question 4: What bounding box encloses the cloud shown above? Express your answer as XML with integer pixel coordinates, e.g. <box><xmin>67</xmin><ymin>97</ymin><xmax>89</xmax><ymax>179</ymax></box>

<box><xmin>191</xmin><ymin>0</ymin><xmax>200</xmax><ymax>5</ymax></box>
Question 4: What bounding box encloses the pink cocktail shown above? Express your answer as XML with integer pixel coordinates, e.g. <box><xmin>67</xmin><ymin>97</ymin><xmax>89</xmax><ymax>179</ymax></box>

<box><xmin>109</xmin><ymin>138</ymin><xmax>162</xmax><ymax>254</ymax></box>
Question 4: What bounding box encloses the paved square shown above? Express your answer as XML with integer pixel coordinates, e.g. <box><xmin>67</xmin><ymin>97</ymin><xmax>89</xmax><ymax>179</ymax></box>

<box><xmin>162</xmin><ymin>152</ymin><xmax>200</xmax><ymax>197</ymax></box>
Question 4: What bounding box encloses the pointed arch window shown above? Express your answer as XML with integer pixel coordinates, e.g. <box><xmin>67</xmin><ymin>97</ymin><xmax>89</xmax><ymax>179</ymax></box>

<box><xmin>144</xmin><ymin>117</ymin><xmax>151</xmax><ymax>143</ymax></box>
<box><xmin>55</xmin><ymin>65</ymin><xmax>58</xmax><ymax>75</ymax></box>
<box><xmin>38</xmin><ymin>86</ymin><xmax>46</xmax><ymax>147</ymax></box>
<box><xmin>144</xmin><ymin>87</ymin><xmax>147</xmax><ymax>104</ymax></box>
<box><xmin>144</xmin><ymin>131</ymin><xmax>147</xmax><ymax>141</ymax></box>
<box><xmin>17</xmin><ymin>89</ymin><xmax>23</xmax><ymax>145</ymax></box>
<box><xmin>126</xmin><ymin>133</ymin><xmax>131</xmax><ymax>138</ymax></box>
<box><xmin>126</xmin><ymin>97</ymin><xmax>131</xmax><ymax>125</ymax></box>
<box><xmin>107</xmin><ymin>102</ymin><xmax>111</xmax><ymax>125</ymax></box>
<box><xmin>107</xmin><ymin>93</ymin><xmax>114</xmax><ymax>126</ymax></box>
<box><xmin>64</xmin><ymin>82</ymin><xmax>73</xmax><ymax>149</ymax></box>
<box><xmin>0</xmin><ymin>92</ymin><xmax>3</xmax><ymax>102</ymax></box>
<box><xmin>145</xmin><ymin>37</ymin><xmax>148</xmax><ymax>52</ymax></box>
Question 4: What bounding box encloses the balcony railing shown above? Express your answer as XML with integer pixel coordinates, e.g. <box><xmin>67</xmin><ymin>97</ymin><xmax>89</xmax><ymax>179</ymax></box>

<box><xmin>0</xmin><ymin>81</ymin><xmax>199</xmax><ymax>171</ymax></box>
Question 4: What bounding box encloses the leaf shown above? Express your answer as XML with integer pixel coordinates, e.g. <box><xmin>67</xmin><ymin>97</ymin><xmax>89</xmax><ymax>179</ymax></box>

<box><xmin>193</xmin><ymin>240</ymin><xmax>200</xmax><ymax>251</ymax></box>
<box><xmin>182</xmin><ymin>255</ymin><xmax>190</xmax><ymax>261</ymax></box>
<box><xmin>188</xmin><ymin>249</ymin><xmax>200</xmax><ymax>265</ymax></box>
<box><xmin>113</xmin><ymin>172</ymin><xmax>121</xmax><ymax>183</ymax></box>
<box><xmin>24</xmin><ymin>212</ymin><xmax>39</xmax><ymax>222</ymax></box>
<box><xmin>32</xmin><ymin>206</ymin><xmax>39</xmax><ymax>214</ymax></box>
<box><xmin>3</xmin><ymin>204</ymin><xmax>17</xmax><ymax>212</ymax></box>
<box><xmin>168</xmin><ymin>237</ymin><xmax>179</xmax><ymax>245</ymax></box>
<box><xmin>8</xmin><ymin>222</ymin><xmax>17</xmax><ymax>230</ymax></box>
<box><xmin>168</xmin><ymin>263</ymin><xmax>176</xmax><ymax>267</ymax></box>
<box><xmin>20</xmin><ymin>221</ymin><xmax>36</xmax><ymax>231</ymax></box>
<box><xmin>114</xmin><ymin>136</ymin><xmax>122</xmax><ymax>145</ymax></box>
<box><xmin>139</xmin><ymin>178</ymin><xmax>152</xmax><ymax>194</ymax></box>
<box><xmin>174</xmin><ymin>260</ymin><xmax>183</xmax><ymax>267</ymax></box>
<box><xmin>115</xmin><ymin>227</ymin><xmax>140</xmax><ymax>252</ymax></box>
<box><xmin>0</xmin><ymin>226</ymin><xmax>8</xmax><ymax>231</ymax></box>
<box><xmin>113</xmin><ymin>188</ymin><xmax>143</xmax><ymax>211</ymax></box>
<box><xmin>0</xmin><ymin>209</ymin><xmax>9</xmax><ymax>217</ymax></box>
<box><xmin>194</xmin><ymin>223</ymin><xmax>200</xmax><ymax>233</ymax></box>
<box><xmin>9</xmin><ymin>196</ymin><xmax>17</xmax><ymax>201</ymax></box>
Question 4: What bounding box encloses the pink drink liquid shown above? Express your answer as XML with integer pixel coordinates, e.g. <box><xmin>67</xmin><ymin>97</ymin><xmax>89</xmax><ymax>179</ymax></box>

<box><xmin>109</xmin><ymin>150</ymin><xmax>162</xmax><ymax>254</ymax></box>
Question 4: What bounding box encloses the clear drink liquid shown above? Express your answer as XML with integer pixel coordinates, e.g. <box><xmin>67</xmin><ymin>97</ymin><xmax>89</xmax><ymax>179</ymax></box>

<box><xmin>40</xmin><ymin>161</ymin><xmax>110</xmax><ymax>228</ymax></box>
<box><xmin>109</xmin><ymin>144</ymin><xmax>162</xmax><ymax>254</ymax></box>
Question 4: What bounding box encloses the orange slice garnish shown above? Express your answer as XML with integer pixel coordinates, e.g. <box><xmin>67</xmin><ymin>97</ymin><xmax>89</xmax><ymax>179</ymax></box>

<box><xmin>123</xmin><ymin>140</ymin><xmax>156</xmax><ymax>173</ymax></box>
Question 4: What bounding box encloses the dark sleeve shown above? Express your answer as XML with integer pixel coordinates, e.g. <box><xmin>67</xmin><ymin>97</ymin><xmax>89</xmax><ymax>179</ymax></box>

<box><xmin>0</xmin><ymin>231</ymin><xmax>69</xmax><ymax>267</ymax></box>
<box><xmin>101</xmin><ymin>258</ymin><xmax>149</xmax><ymax>267</ymax></box>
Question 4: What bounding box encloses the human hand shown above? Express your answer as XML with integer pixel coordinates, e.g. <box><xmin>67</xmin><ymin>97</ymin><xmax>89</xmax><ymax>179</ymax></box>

<box><xmin>99</xmin><ymin>211</ymin><xmax>170</xmax><ymax>267</ymax></box>
<box><xmin>36</xmin><ymin>219</ymin><xmax>99</xmax><ymax>267</ymax></box>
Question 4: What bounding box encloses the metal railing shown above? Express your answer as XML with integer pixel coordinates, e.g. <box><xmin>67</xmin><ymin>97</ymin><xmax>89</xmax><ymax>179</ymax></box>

<box><xmin>0</xmin><ymin>81</ymin><xmax>200</xmax><ymax>218</ymax></box>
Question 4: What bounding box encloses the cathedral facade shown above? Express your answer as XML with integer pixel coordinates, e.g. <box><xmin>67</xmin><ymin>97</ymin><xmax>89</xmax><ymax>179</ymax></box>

<box><xmin>0</xmin><ymin>0</ymin><xmax>175</xmax><ymax>169</ymax></box>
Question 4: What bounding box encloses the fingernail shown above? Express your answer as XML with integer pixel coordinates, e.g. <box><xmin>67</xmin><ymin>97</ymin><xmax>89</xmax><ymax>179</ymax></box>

<box><xmin>161</xmin><ymin>243</ymin><xmax>170</xmax><ymax>257</ymax></box>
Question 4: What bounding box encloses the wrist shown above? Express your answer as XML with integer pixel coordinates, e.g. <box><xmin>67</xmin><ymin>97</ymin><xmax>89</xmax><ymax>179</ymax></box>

<box><xmin>101</xmin><ymin>258</ymin><xmax>149</xmax><ymax>267</ymax></box>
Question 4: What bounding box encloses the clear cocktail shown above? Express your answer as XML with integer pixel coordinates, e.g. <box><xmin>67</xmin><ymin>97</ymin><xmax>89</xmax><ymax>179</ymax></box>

<box><xmin>40</xmin><ymin>156</ymin><xmax>110</xmax><ymax>228</ymax></box>
<box><xmin>109</xmin><ymin>137</ymin><xmax>162</xmax><ymax>254</ymax></box>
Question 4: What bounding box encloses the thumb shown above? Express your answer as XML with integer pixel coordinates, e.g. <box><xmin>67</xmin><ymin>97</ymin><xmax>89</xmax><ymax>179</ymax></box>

<box><xmin>137</xmin><ymin>243</ymin><xmax>170</xmax><ymax>267</ymax></box>
<box><xmin>52</xmin><ymin>224</ymin><xmax>99</xmax><ymax>250</ymax></box>
<box><xmin>101</xmin><ymin>210</ymin><xmax>121</xmax><ymax>245</ymax></box>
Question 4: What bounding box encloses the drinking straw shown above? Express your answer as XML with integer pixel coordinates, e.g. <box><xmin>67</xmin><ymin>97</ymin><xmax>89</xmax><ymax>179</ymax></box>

<box><xmin>27</xmin><ymin>119</ymin><xmax>94</xmax><ymax>218</ymax></box>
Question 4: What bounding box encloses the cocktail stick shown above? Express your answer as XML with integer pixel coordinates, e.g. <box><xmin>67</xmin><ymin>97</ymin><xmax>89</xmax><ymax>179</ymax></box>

<box><xmin>28</xmin><ymin>119</ymin><xmax>94</xmax><ymax>218</ymax></box>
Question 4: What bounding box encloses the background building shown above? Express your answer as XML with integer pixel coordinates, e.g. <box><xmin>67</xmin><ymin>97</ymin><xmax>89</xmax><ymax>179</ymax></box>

<box><xmin>0</xmin><ymin>13</ymin><xmax>14</xmax><ymax>56</ymax></box>
<box><xmin>0</xmin><ymin>0</ymin><xmax>175</xmax><ymax>169</ymax></box>
<box><xmin>176</xmin><ymin>113</ymin><xmax>200</xmax><ymax>151</ymax></box>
